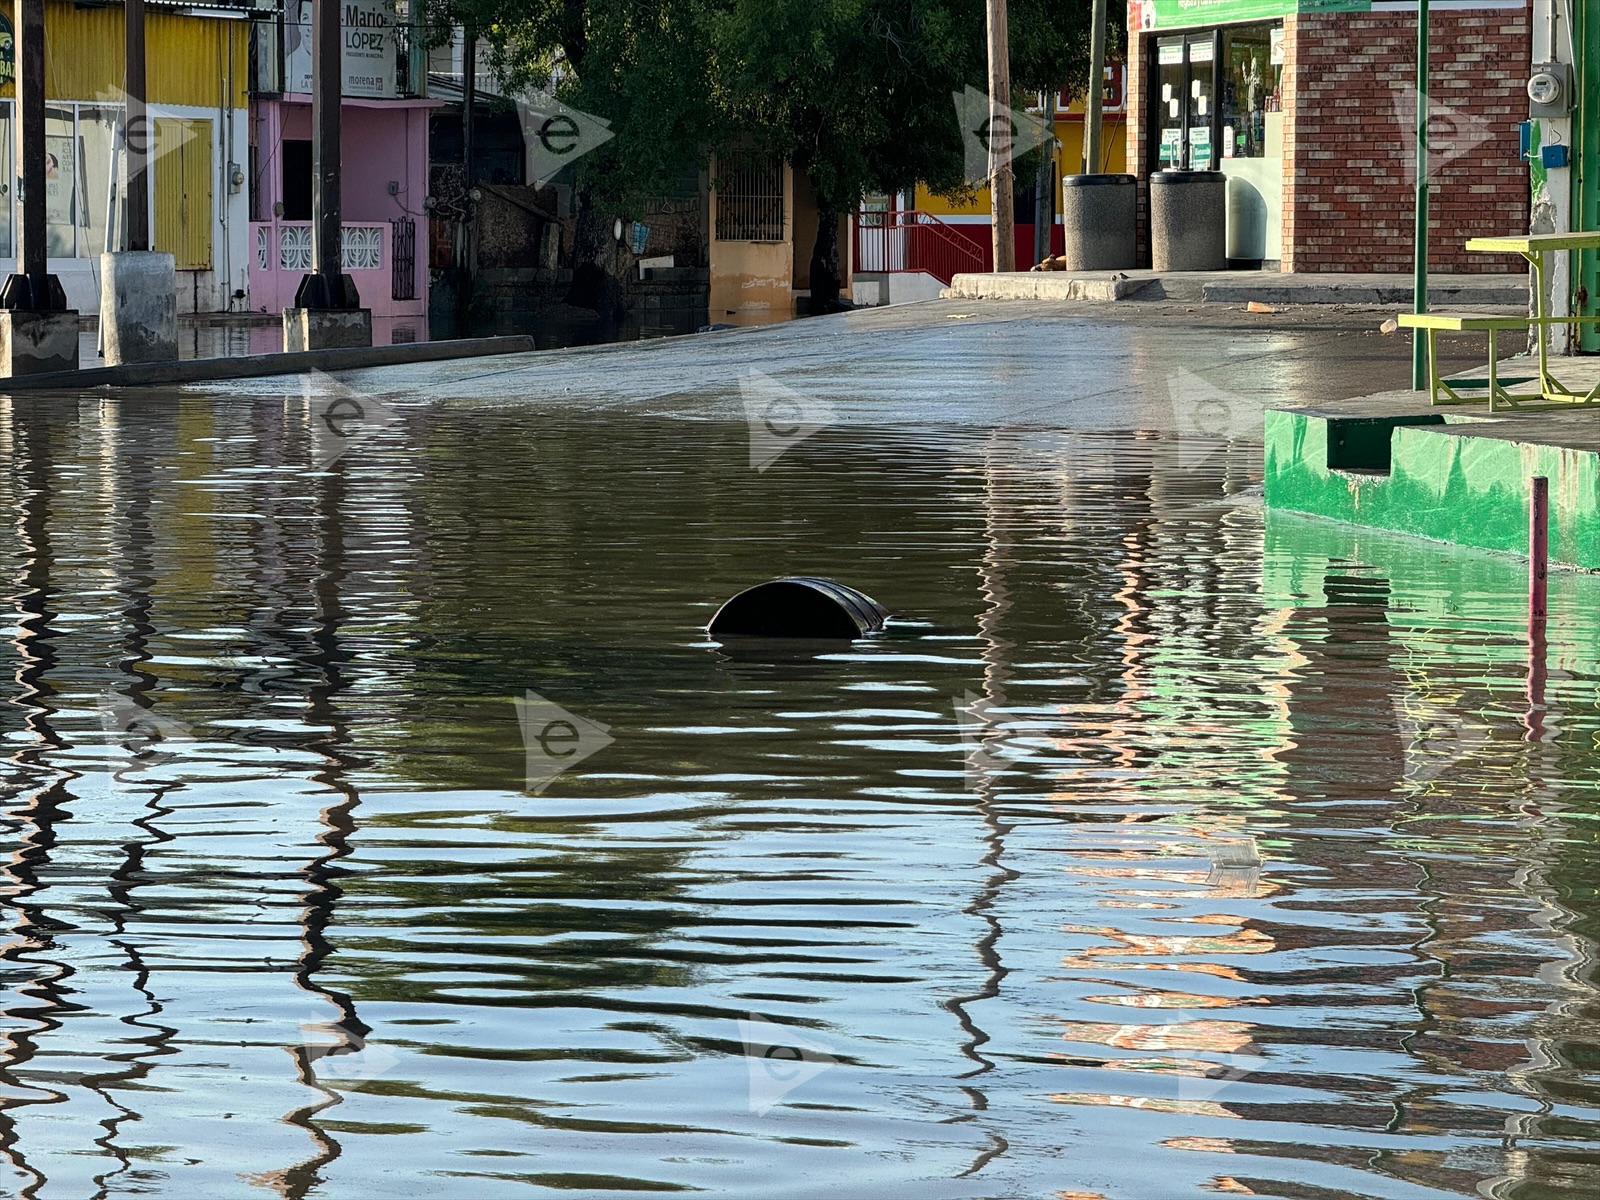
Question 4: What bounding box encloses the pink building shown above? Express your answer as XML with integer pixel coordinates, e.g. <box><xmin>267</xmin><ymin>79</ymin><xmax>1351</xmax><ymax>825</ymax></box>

<box><xmin>248</xmin><ymin>4</ymin><xmax>437</xmax><ymax>341</ymax></box>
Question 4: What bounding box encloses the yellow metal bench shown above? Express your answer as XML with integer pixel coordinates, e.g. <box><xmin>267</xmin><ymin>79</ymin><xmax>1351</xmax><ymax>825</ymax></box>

<box><xmin>1455</xmin><ymin>232</ymin><xmax>1600</xmax><ymax>409</ymax></box>
<box><xmin>1396</xmin><ymin>311</ymin><xmax>1537</xmax><ymax>410</ymax></box>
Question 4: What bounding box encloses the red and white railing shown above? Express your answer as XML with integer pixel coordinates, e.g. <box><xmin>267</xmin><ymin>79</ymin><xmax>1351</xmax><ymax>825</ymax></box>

<box><xmin>852</xmin><ymin>209</ymin><xmax>986</xmax><ymax>286</ymax></box>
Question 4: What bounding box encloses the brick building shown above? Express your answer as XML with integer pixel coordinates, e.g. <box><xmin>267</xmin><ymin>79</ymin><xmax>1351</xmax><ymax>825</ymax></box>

<box><xmin>1125</xmin><ymin>1</ymin><xmax>1531</xmax><ymax>272</ymax></box>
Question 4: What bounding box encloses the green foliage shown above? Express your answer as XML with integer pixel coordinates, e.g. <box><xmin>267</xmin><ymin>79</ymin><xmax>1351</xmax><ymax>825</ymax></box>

<box><xmin>428</xmin><ymin>0</ymin><xmax>1106</xmax><ymax>218</ymax></box>
<box><xmin>1010</xmin><ymin>0</ymin><xmax>1122</xmax><ymax>97</ymax></box>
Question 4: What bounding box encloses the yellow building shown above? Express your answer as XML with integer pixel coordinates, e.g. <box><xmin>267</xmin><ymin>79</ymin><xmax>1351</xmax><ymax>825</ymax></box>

<box><xmin>709</xmin><ymin>72</ymin><xmax>1131</xmax><ymax>320</ymax></box>
<box><xmin>0</xmin><ymin>0</ymin><xmax>251</xmax><ymax>312</ymax></box>
<box><xmin>915</xmin><ymin>69</ymin><xmax>1130</xmax><ymax>262</ymax></box>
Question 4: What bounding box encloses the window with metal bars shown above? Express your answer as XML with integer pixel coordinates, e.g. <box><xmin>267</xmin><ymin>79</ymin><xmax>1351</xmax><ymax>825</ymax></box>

<box><xmin>715</xmin><ymin>159</ymin><xmax>785</xmax><ymax>242</ymax></box>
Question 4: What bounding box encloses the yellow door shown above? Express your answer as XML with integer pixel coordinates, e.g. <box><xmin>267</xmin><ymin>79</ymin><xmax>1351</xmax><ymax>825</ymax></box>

<box><xmin>153</xmin><ymin>118</ymin><xmax>212</xmax><ymax>270</ymax></box>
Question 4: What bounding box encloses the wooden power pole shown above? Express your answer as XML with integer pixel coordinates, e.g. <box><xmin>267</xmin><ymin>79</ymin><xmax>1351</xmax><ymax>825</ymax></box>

<box><xmin>1084</xmin><ymin>0</ymin><xmax>1108</xmax><ymax>174</ymax></box>
<box><xmin>987</xmin><ymin>0</ymin><xmax>1014</xmax><ymax>273</ymax></box>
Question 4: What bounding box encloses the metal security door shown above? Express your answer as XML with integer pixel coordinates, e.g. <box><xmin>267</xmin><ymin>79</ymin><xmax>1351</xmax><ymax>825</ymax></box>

<box><xmin>153</xmin><ymin>117</ymin><xmax>213</xmax><ymax>270</ymax></box>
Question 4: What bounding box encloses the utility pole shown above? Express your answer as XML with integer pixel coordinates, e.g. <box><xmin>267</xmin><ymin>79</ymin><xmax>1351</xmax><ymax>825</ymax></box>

<box><xmin>459</xmin><ymin>28</ymin><xmax>477</xmax><ymax>328</ymax></box>
<box><xmin>99</xmin><ymin>0</ymin><xmax>176</xmax><ymax>367</ymax></box>
<box><xmin>125</xmin><ymin>0</ymin><xmax>148</xmax><ymax>251</ymax></box>
<box><xmin>1084</xmin><ymin>0</ymin><xmax>1108</xmax><ymax>174</ymax></box>
<box><xmin>285</xmin><ymin>0</ymin><xmax>370</xmax><ymax>349</ymax></box>
<box><xmin>10</xmin><ymin>0</ymin><xmax>49</xmax><ymax>307</ymax></box>
<box><xmin>0</xmin><ymin>0</ymin><xmax>77</xmax><ymax>375</ymax></box>
<box><xmin>462</xmin><ymin>30</ymin><xmax>476</xmax><ymax>190</ymax></box>
<box><xmin>1411</xmin><ymin>0</ymin><xmax>1430</xmax><ymax>390</ymax></box>
<box><xmin>309</xmin><ymin>0</ymin><xmax>344</xmax><ymax>307</ymax></box>
<box><xmin>987</xmin><ymin>0</ymin><xmax>1014</xmax><ymax>272</ymax></box>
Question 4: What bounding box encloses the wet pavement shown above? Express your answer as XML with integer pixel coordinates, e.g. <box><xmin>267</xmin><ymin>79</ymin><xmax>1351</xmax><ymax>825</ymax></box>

<box><xmin>0</xmin><ymin>303</ymin><xmax>1591</xmax><ymax>1199</ymax></box>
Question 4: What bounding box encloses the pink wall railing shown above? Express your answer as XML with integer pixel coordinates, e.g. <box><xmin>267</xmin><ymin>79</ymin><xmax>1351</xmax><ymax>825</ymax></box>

<box><xmin>250</xmin><ymin>220</ymin><xmax>424</xmax><ymax>317</ymax></box>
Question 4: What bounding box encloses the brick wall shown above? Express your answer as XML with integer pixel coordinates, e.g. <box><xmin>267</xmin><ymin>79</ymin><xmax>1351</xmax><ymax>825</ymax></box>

<box><xmin>1125</xmin><ymin>8</ymin><xmax>1530</xmax><ymax>273</ymax></box>
<box><xmin>1284</xmin><ymin>9</ymin><xmax>1530</xmax><ymax>273</ymax></box>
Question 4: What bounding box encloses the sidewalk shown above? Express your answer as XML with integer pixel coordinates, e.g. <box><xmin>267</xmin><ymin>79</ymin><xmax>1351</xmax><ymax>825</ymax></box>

<box><xmin>945</xmin><ymin>270</ymin><xmax>1528</xmax><ymax>307</ymax></box>
<box><xmin>0</xmin><ymin>335</ymin><xmax>536</xmax><ymax>392</ymax></box>
<box><xmin>1265</xmin><ymin>355</ymin><xmax>1600</xmax><ymax>568</ymax></box>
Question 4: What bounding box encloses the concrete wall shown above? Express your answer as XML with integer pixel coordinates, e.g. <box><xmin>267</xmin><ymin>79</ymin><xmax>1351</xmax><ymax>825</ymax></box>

<box><xmin>709</xmin><ymin>160</ymin><xmax>795</xmax><ymax>325</ymax></box>
<box><xmin>1265</xmin><ymin>406</ymin><xmax>1600</xmax><ymax>570</ymax></box>
<box><xmin>884</xmin><ymin>273</ymin><xmax>946</xmax><ymax>304</ymax></box>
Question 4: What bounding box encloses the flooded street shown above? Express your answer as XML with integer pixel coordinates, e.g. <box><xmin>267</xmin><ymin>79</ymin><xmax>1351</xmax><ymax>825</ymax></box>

<box><xmin>0</xmin><ymin>304</ymin><xmax>1594</xmax><ymax>1199</ymax></box>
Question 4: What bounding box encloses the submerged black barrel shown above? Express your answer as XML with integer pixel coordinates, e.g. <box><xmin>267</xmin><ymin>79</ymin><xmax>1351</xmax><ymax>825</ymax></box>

<box><xmin>708</xmin><ymin>577</ymin><xmax>888</xmax><ymax>639</ymax></box>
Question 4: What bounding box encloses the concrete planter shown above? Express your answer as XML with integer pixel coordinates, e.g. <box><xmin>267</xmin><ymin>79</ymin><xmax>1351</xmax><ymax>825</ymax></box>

<box><xmin>100</xmin><ymin>251</ymin><xmax>178</xmax><ymax>365</ymax></box>
<box><xmin>1059</xmin><ymin>174</ymin><xmax>1137</xmax><ymax>271</ymax></box>
<box><xmin>1149</xmin><ymin>170</ymin><xmax>1227</xmax><ymax>272</ymax></box>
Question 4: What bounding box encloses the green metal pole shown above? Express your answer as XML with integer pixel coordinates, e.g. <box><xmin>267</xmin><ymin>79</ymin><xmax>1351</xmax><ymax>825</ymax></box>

<box><xmin>1412</xmin><ymin>0</ymin><xmax>1430</xmax><ymax>390</ymax></box>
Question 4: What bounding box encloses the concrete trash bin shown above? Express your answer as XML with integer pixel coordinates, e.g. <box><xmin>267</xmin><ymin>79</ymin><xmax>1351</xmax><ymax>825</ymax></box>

<box><xmin>1059</xmin><ymin>174</ymin><xmax>1137</xmax><ymax>271</ymax></box>
<box><xmin>1149</xmin><ymin>170</ymin><xmax>1227</xmax><ymax>272</ymax></box>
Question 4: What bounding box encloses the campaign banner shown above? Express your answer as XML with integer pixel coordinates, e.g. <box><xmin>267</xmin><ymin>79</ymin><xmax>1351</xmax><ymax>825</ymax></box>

<box><xmin>284</xmin><ymin>0</ymin><xmax>398</xmax><ymax>98</ymax></box>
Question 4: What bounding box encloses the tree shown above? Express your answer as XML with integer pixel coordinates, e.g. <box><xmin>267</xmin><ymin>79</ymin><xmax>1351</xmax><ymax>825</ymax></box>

<box><xmin>427</xmin><ymin>0</ymin><xmax>1101</xmax><ymax>314</ymax></box>
<box><xmin>707</xmin><ymin>0</ymin><xmax>986</xmax><ymax>311</ymax></box>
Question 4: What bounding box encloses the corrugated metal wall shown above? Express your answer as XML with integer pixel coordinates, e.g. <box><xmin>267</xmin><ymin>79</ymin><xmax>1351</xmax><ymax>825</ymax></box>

<box><xmin>0</xmin><ymin>5</ymin><xmax>248</xmax><ymax>108</ymax></box>
<box><xmin>154</xmin><ymin>118</ymin><xmax>213</xmax><ymax>269</ymax></box>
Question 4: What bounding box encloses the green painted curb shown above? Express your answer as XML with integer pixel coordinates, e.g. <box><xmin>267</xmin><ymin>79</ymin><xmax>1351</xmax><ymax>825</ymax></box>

<box><xmin>1264</xmin><ymin>407</ymin><xmax>1600</xmax><ymax>569</ymax></box>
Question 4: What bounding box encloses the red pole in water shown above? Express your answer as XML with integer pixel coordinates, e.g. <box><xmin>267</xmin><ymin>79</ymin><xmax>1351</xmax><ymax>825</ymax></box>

<box><xmin>1527</xmin><ymin>476</ymin><xmax>1549</xmax><ymax>739</ymax></box>
<box><xmin>1530</xmin><ymin>476</ymin><xmax>1549</xmax><ymax>636</ymax></box>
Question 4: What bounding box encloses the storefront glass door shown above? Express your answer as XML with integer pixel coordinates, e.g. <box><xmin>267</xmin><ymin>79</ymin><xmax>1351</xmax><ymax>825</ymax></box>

<box><xmin>1151</xmin><ymin>33</ymin><xmax>1222</xmax><ymax>171</ymax></box>
<box><xmin>1156</xmin><ymin>37</ymin><xmax>1186</xmax><ymax>168</ymax></box>
<box><xmin>1187</xmin><ymin>36</ymin><xmax>1216</xmax><ymax>170</ymax></box>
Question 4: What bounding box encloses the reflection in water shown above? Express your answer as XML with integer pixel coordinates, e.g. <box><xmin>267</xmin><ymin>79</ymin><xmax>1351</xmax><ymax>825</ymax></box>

<box><xmin>943</xmin><ymin>433</ymin><xmax>1023</xmax><ymax>1179</ymax></box>
<box><xmin>0</xmin><ymin>392</ymin><xmax>1593</xmax><ymax>1197</ymax></box>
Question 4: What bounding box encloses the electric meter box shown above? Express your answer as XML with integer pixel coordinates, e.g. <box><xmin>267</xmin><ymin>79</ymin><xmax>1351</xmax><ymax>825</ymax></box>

<box><xmin>1528</xmin><ymin>62</ymin><xmax>1572</xmax><ymax>118</ymax></box>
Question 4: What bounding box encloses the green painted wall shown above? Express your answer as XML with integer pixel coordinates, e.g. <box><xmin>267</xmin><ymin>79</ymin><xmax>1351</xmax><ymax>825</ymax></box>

<box><xmin>1578</xmin><ymin>3</ymin><xmax>1600</xmax><ymax>350</ymax></box>
<box><xmin>1264</xmin><ymin>408</ymin><xmax>1600</xmax><ymax>568</ymax></box>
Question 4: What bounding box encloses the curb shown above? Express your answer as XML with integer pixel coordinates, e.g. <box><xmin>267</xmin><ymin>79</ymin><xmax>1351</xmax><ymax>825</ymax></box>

<box><xmin>0</xmin><ymin>335</ymin><xmax>539</xmax><ymax>393</ymax></box>
<box><xmin>1201</xmin><ymin>283</ymin><xmax>1529</xmax><ymax>307</ymax></box>
<box><xmin>943</xmin><ymin>272</ymin><xmax>1530</xmax><ymax>308</ymax></box>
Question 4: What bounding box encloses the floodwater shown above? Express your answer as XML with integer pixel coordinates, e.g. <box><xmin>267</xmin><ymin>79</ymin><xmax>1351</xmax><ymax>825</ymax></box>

<box><xmin>77</xmin><ymin>316</ymin><xmax>432</xmax><ymax>371</ymax></box>
<box><xmin>1</xmin><ymin>306</ymin><xmax>1596</xmax><ymax>1199</ymax></box>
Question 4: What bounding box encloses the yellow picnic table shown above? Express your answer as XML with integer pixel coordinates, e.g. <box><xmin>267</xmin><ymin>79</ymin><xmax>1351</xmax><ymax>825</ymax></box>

<box><xmin>1400</xmin><ymin>232</ymin><xmax>1600</xmax><ymax>411</ymax></box>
